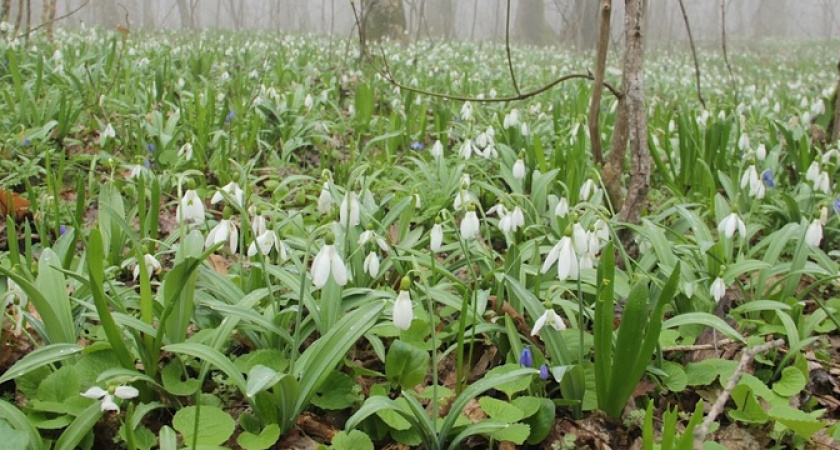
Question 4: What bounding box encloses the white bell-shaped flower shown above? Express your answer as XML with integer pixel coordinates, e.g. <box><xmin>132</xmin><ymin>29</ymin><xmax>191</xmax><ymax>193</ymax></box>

<box><xmin>554</xmin><ymin>197</ymin><xmax>569</xmax><ymax>218</ymax></box>
<box><xmin>176</xmin><ymin>190</ymin><xmax>205</xmax><ymax>224</ymax></box>
<box><xmin>248</xmin><ymin>229</ymin><xmax>277</xmax><ymax>257</ymax></box>
<box><xmin>717</xmin><ymin>212</ymin><xmax>746</xmax><ymax>239</ymax></box>
<box><xmin>541</xmin><ymin>236</ymin><xmax>578</xmax><ymax>281</ymax></box>
<box><xmin>459</xmin><ymin>139</ymin><xmax>474</xmax><ymax>159</ymax></box>
<box><xmin>512</xmin><ymin>159</ymin><xmax>526</xmax><ymax>180</ymax></box>
<box><xmin>311</xmin><ymin>238</ymin><xmax>348</xmax><ymax>289</ymax></box>
<box><xmin>460</xmin><ymin>208</ymin><xmax>480</xmax><ymax>240</ymax></box>
<box><xmin>393</xmin><ymin>289</ymin><xmax>414</xmax><ymax>330</ymax></box>
<box><xmin>531</xmin><ymin>309</ymin><xmax>566</xmax><ymax>336</ymax></box>
<box><xmin>805</xmin><ymin>218</ymin><xmax>823</xmax><ymax>248</ymax></box>
<box><xmin>81</xmin><ymin>385</ymin><xmax>139</xmax><ymax>413</ymax></box>
<box><xmin>363</xmin><ymin>251</ymin><xmax>380</xmax><ymax>277</ymax></box>
<box><xmin>339</xmin><ymin>191</ymin><xmax>361</xmax><ymax>227</ymax></box>
<box><xmin>710</xmin><ymin>276</ymin><xmax>726</xmax><ymax>303</ymax></box>
<box><xmin>430</xmin><ymin>222</ymin><xmax>443</xmax><ymax>252</ymax></box>
<box><xmin>205</xmin><ymin>219</ymin><xmax>239</xmax><ymax>253</ymax></box>
<box><xmin>430</xmin><ymin>140</ymin><xmax>444</xmax><ymax>158</ymax></box>
<box><xmin>211</xmin><ymin>182</ymin><xmax>244</xmax><ymax>208</ymax></box>
<box><xmin>318</xmin><ymin>182</ymin><xmax>333</xmax><ymax>215</ymax></box>
<box><xmin>132</xmin><ymin>254</ymin><xmax>162</xmax><ymax>280</ymax></box>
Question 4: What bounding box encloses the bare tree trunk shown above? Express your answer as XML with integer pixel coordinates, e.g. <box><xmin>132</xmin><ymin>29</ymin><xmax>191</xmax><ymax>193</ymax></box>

<box><xmin>41</xmin><ymin>0</ymin><xmax>56</xmax><ymax>40</ymax></box>
<box><xmin>362</xmin><ymin>0</ymin><xmax>407</xmax><ymax>43</ymax></box>
<box><xmin>1</xmin><ymin>0</ymin><xmax>11</xmax><ymax>24</ymax></box>
<box><xmin>177</xmin><ymin>0</ymin><xmax>194</xmax><ymax>29</ymax></box>
<box><xmin>588</xmin><ymin>0</ymin><xmax>611</xmax><ymax>167</ymax></box>
<box><xmin>574</xmin><ymin>0</ymin><xmax>599</xmax><ymax>50</ymax></box>
<box><xmin>515</xmin><ymin>0</ymin><xmax>553</xmax><ymax>45</ymax></box>
<box><xmin>13</xmin><ymin>0</ymin><xmax>22</xmax><ymax>36</ymax></box>
<box><xmin>143</xmin><ymin>0</ymin><xmax>154</xmax><ymax>28</ymax></box>
<box><xmin>616</xmin><ymin>0</ymin><xmax>650</xmax><ymax>231</ymax></box>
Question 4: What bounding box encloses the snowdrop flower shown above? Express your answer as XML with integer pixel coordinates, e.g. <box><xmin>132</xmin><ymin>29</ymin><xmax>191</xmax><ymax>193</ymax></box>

<box><xmin>205</xmin><ymin>219</ymin><xmax>239</xmax><ymax>253</ymax></box>
<box><xmin>572</xmin><ymin>222</ymin><xmax>588</xmax><ymax>254</ymax></box>
<box><xmin>821</xmin><ymin>205</ymin><xmax>829</xmax><ymax>225</ymax></box>
<box><xmin>100</xmin><ymin>123</ymin><xmax>116</xmax><ymax>146</ymax></box>
<box><xmin>805</xmin><ymin>218</ymin><xmax>823</xmax><ymax>248</ymax></box>
<box><xmin>579</xmin><ymin>179</ymin><xmax>598</xmax><ymax>202</ymax></box>
<box><xmin>393</xmin><ymin>277</ymin><xmax>414</xmax><ymax>330</ymax></box>
<box><xmin>717</xmin><ymin>212</ymin><xmax>746</xmax><ymax>239</ymax></box>
<box><xmin>738</xmin><ymin>133</ymin><xmax>750</xmax><ymax>152</ymax></box>
<box><xmin>740</xmin><ymin>164</ymin><xmax>761</xmax><ymax>197</ymax></box>
<box><xmin>475</xmin><ymin>131</ymin><xmax>490</xmax><ymax>150</ymax></box>
<box><xmin>363</xmin><ymin>251</ymin><xmax>380</xmax><ymax>277</ymax></box>
<box><xmin>498</xmin><ymin>206</ymin><xmax>524</xmax><ymax>234</ymax></box>
<box><xmin>251</xmin><ymin>214</ymin><xmax>267</xmax><ymax>237</ymax></box>
<box><xmin>554</xmin><ymin>197</ymin><xmax>569</xmax><ymax>218</ymax></box>
<box><xmin>504</xmin><ymin>109</ymin><xmax>520</xmax><ymax>129</ymax></box>
<box><xmin>211</xmin><ymin>182</ymin><xmax>245</xmax><ymax>208</ymax></box>
<box><xmin>132</xmin><ymin>254</ymin><xmax>161</xmax><ymax>280</ymax></box>
<box><xmin>81</xmin><ymin>386</ymin><xmax>139</xmax><ymax>413</ymax></box>
<box><xmin>128</xmin><ymin>164</ymin><xmax>145</xmax><ymax>179</ymax></box>
<box><xmin>318</xmin><ymin>182</ymin><xmax>333</xmax><ymax>215</ymax></box>
<box><xmin>460</xmin><ymin>206</ymin><xmax>480</xmax><ymax>240</ymax></box>
<box><xmin>359</xmin><ymin>227</ymin><xmax>389</xmax><ymax>251</ymax></box>
<box><xmin>430</xmin><ymin>140</ymin><xmax>444</xmax><ymax>158</ymax></box>
<box><xmin>304</xmin><ymin>94</ymin><xmax>314</xmax><ymax>109</ymax></box>
<box><xmin>710</xmin><ymin>276</ymin><xmax>726</xmax><ymax>303</ymax></box>
<box><xmin>460</xmin><ymin>102</ymin><xmax>473</xmax><ymax>121</ymax></box>
<box><xmin>531</xmin><ymin>308</ymin><xmax>566</xmax><ymax>336</ymax></box>
<box><xmin>512</xmin><ymin>158</ymin><xmax>526</xmax><ymax>180</ymax></box>
<box><xmin>430</xmin><ymin>219</ymin><xmax>444</xmax><ymax>252</ymax></box>
<box><xmin>339</xmin><ymin>191</ymin><xmax>361</xmax><ymax>227</ymax></box>
<box><xmin>815</xmin><ymin>171</ymin><xmax>831</xmax><ymax>194</ymax></box>
<box><xmin>178</xmin><ymin>142</ymin><xmax>193</xmax><ymax>161</ymax></box>
<box><xmin>311</xmin><ymin>234</ymin><xmax>348</xmax><ymax>289</ymax></box>
<box><xmin>453</xmin><ymin>188</ymin><xmax>476</xmax><ymax>211</ymax></box>
<box><xmin>541</xmin><ymin>236</ymin><xmax>578</xmax><ymax>281</ymax></box>
<box><xmin>247</xmin><ymin>230</ymin><xmax>280</xmax><ymax>257</ymax></box>
<box><xmin>176</xmin><ymin>190</ymin><xmax>205</xmax><ymax>224</ymax></box>
<box><xmin>806</xmin><ymin>161</ymin><xmax>821</xmax><ymax>184</ymax></box>
<box><xmin>3</xmin><ymin>279</ymin><xmax>27</xmax><ymax>333</ymax></box>
<box><xmin>480</xmin><ymin>143</ymin><xmax>498</xmax><ymax>159</ymax></box>
<box><xmin>755</xmin><ymin>144</ymin><xmax>766</xmax><ymax>161</ymax></box>
<box><xmin>487</xmin><ymin>201</ymin><xmax>508</xmax><ymax>219</ymax></box>
<box><xmin>459</xmin><ymin>139</ymin><xmax>474</xmax><ymax>159</ymax></box>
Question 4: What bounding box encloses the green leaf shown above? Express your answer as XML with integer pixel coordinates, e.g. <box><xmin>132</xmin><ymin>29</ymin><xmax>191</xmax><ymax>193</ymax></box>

<box><xmin>163</xmin><ymin>343</ymin><xmax>247</xmax><ymax>394</ymax></box>
<box><xmin>236</xmin><ymin>424</ymin><xmax>281</xmax><ymax>450</ymax></box>
<box><xmin>54</xmin><ymin>403</ymin><xmax>104</xmax><ymax>450</ymax></box>
<box><xmin>483</xmin><ymin>364</ymin><xmax>532</xmax><ymax>399</ymax></box>
<box><xmin>385</xmin><ymin>340</ymin><xmax>429</xmax><ymax>389</ymax></box>
<box><xmin>729</xmin><ymin>385</ymin><xmax>769</xmax><ymax>424</ymax></box>
<box><xmin>311</xmin><ymin>371</ymin><xmax>361</xmax><ymax>411</ymax></box>
<box><xmin>773</xmin><ymin>366</ymin><xmax>807</xmax><ymax>397</ymax></box>
<box><xmin>0</xmin><ymin>400</ymin><xmax>43</xmax><ymax>450</ymax></box>
<box><xmin>161</xmin><ymin>361</ymin><xmax>200</xmax><ymax>396</ymax></box>
<box><xmin>172</xmin><ymin>405</ymin><xmax>235</xmax><ymax>447</ymax></box>
<box><xmin>663</xmin><ymin>313</ymin><xmax>744</xmax><ymax>342</ymax></box>
<box><xmin>0</xmin><ymin>343</ymin><xmax>82</xmax><ymax>384</ymax></box>
<box><xmin>768</xmin><ymin>406</ymin><xmax>825</xmax><ymax>439</ymax></box>
<box><xmin>685</xmin><ymin>359</ymin><xmax>738</xmax><ymax>386</ymax></box>
<box><xmin>478</xmin><ymin>397</ymin><xmax>524</xmax><ymax>423</ymax></box>
<box><xmin>490</xmin><ymin>423</ymin><xmax>530</xmax><ymax>445</ymax></box>
<box><xmin>37</xmin><ymin>366</ymin><xmax>80</xmax><ymax>402</ymax></box>
<box><xmin>510</xmin><ymin>396</ymin><xmax>542</xmax><ymax>418</ymax></box>
<box><xmin>0</xmin><ymin>420</ymin><xmax>29</xmax><ymax>449</ymax></box>
<box><xmin>661</xmin><ymin>361</ymin><xmax>688</xmax><ymax>392</ymax></box>
<box><xmin>245</xmin><ymin>365</ymin><xmax>283</xmax><ymax>398</ymax></box>
<box><xmin>234</xmin><ymin>349</ymin><xmax>288</xmax><ymax>374</ymax></box>
<box><xmin>523</xmin><ymin>398</ymin><xmax>555</xmax><ymax>445</ymax></box>
<box><xmin>331</xmin><ymin>430</ymin><xmax>374</xmax><ymax>450</ymax></box>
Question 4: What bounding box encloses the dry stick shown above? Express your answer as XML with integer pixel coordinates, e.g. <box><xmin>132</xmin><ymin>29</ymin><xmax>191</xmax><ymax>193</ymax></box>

<box><xmin>662</xmin><ymin>339</ymin><xmax>736</xmax><ymax>353</ymax></box>
<box><xmin>504</xmin><ymin>0</ymin><xmax>520</xmax><ymax>95</ymax></box>
<box><xmin>720</xmin><ymin>0</ymin><xmax>737</xmax><ymax>99</ymax></box>
<box><xmin>676</xmin><ymin>0</ymin><xmax>705</xmax><ymax>109</ymax></box>
<box><xmin>692</xmin><ymin>339</ymin><xmax>785</xmax><ymax>449</ymax></box>
<box><xmin>588</xmin><ymin>0</ymin><xmax>612</xmax><ymax>167</ymax></box>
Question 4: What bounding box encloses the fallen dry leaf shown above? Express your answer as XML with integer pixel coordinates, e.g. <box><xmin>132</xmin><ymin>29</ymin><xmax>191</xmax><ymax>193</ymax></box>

<box><xmin>0</xmin><ymin>188</ymin><xmax>31</xmax><ymax>221</ymax></box>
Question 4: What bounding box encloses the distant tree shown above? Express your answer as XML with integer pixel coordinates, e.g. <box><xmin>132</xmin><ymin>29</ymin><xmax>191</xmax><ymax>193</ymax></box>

<box><xmin>514</xmin><ymin>0</ymin><xmax>554</xmax><ymax>45</ymax></box>
<box><xmin>361</xmin><ymin>0</ymin><xmax>407</xmax><ymax>42</ymax></box>
<box><xmin>0</xmin><ymin>0</ymin><xmax>10</xmax><ymax>24</ymax></box>
<box><xmin>143</xmin><ymin>0</ymin><xmax>154</xmax><ymax>28</ymax></box>
<box><xmin>572</xmin><ymin>0</ymin><xmax>598</xmax><ymax>50</ymax></box>
<box><xmin>177</xmin><ymin>0</ymin><xmax>195</xmax><ymax>29</ymax></box>
<box><xmin>41</xmin><ymin>0</ymin><xmax>56</xmax><ymax>39</ymax></box>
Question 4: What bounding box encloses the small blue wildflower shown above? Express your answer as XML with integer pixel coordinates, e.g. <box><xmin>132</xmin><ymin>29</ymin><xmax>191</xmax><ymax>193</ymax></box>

<box><xmin>59</xmin><ymin>225</ymin><xmax>67</xmax><ymax>235</ymax></box>
<box><xmin>519</xmin><ymin>347</ymin><xmax>533</xmax><ymax>368</ymax></box>
<box><xmin>762</xmin><ymin>169</ymin><xmax>775</xmax><ymax>188</ymax></box>
<box><xmin>410</xmin><ymin>141</ymin><xmax>425</xmax><ymax>151</ymax></box>
<box><xmin>143</xmin><ymin>159</ymin><xmax>151</xmax><ymax>169</ymax></box>
<box><xmin>834</xmin><ymin>198</ymin><xmax>840</xmax><ymax>213</ymax></box>
<box><xmin>226</xmin><ymin>111</ymin><xmax>235</xmax><ymax>123</ymax></box>
<box><xmin>539</xmin><ymin>364</ymin><xmax>550</xmax><ymax>381</ymax></box>
<box><xmin>147</xmin><ymin>143</ymin><xmax>155</xmax><ymax>153</ymax></box>
<box><xmin>22</xmin><ymin>139</ymin><xmax>30</xmax><ymax>146</ymax></box>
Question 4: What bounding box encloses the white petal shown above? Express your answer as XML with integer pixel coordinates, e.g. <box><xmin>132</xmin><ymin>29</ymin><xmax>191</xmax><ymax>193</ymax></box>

<box><xmin>541</xmin><ymin>242</ymin><xmax>562</xmax><ymax>274</ymax></box>
<box><xmin>431</xmin><ymin>224</ymin><xmax>443</xmax><ymax>252</ymax></box>
<box><xmin>100</xmin><ymin>394</ymin><xmax>119</xmax><ymax>412</ymax></box>
<box><xmin>311</xmin><ymin>245</ymin><xmax>332</xmax><ymax>289</ymax></box>
<box><xmin>329</xmin><ymin>247</ymin><xmax>348</xmax><ymax>286</ymax></box>
<box><xmin>114</xmin><ymin>386</ymin><xmax>139</xmax><ymax>399</ymax></box>
<box><xmin>81</xmin><ymin>386</ymin><xmax>108</xmax><ymax>400</ymax></box>
<box><xmin>531</xmin><ymin>312</ymin><xmax>547</xmax><ymax>336</ymax></box>
<box><xmin>393</xmin><ymin>290</ymin><xmax>413</xmax><ymax>330</ymax></box>
<box><xmin>210</xmin><ymin>191</ymin><xmax>224</xmax><ymax>204</ymax></box>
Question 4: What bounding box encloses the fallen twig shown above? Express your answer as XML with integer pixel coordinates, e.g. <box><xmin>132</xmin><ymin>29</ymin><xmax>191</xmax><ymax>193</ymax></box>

<box><xmin>693</xmin><ymin>339</ymin><xmax>785</xmax><ymax>449</ymax></box>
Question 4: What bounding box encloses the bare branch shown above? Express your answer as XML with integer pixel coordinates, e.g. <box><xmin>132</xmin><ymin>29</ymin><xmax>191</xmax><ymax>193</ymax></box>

<box><xmin>693</xmin><ymin>339</ymin><xmax>785</xmax><ymax>449</ymax></box>
<box><xmin>677</xmin><ymin>0</ymin><xmax>706</xmax><ymax>108</ymax></box>
<box><xmin>504</xmin><ymin>0</ymin><xmax>521</xmax><ymax>95</ymax></box>
<box><xmin>588</xmin><ymin>0</ymin><xmax>611</xmax><ymax>167</ymax></box>
<box><xmin>720</xmin><ymin>0</ymin><xmax>737</xmax><ymax>98</ymax></box>
<box><xmin>15</xmin><ymin>0</ymin><xmax>91</xmax><ymax>40</ymax></box>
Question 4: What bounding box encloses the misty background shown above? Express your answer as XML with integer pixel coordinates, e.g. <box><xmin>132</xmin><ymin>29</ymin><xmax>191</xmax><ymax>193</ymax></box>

<box><xmin>3</xmin><ymin>1</ymin><xmax>838</xmax><ymax>46</ymax></box>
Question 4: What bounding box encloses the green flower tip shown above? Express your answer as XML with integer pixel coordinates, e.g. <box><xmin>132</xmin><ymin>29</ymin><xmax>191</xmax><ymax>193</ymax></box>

<box><xmin>325</xmin><ymin>231</ymin><xmax>336</xmax><ymax>245</ymax></box>
<box><xmin>400</xmin><ymin>276</ymin><xmax>411</xmax><ymax>291</ymax></box>
<box><xmin>222</xmin><ymin>206</ymin><xmax>234</xmax><ymax>219</ymax></box>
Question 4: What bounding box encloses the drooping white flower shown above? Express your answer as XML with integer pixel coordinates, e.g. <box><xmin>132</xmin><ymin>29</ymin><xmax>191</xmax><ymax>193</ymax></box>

<box><xmin>740</xmin><ymin>165</ymin><xmax>761</xmax><ymax>197</ymax></box>
<box><xmin>806</xmin><ymin>161</ymin><xmax>821</xmax><ymax>184</ymax></box>
<box><xmin>572</xmin><ymin>223</ymin><xmax>588</xmax><ymax>254</ymax></box>
<box><xmin>81</xmin><ymin>385</ymin><xmax>139</xmax><ymax>413</ymax></box>
<box><xmin>363</xmin><ymin>251</ymin><xmax>380</xmax><ymax>277</ymax></box>
<box><xmin>531</xmin><ymin>309</ymin><xmax>566</xmax><ymax>336</ymax></box>
<box><xmin>554</xmin><ymin>197</ymin><xmax>569</xmax><ymax>218</ymax></box>
<box><xmin>205</xmin><ymin>219</ymin><xmax>239</xmax><ymax>253</ymax></box>
<box><xmin>247</xmin><ymin>230</ymin><xmax>278</xmax><ymax>257</ymax></box>
<box><xmin>430</xmin><ymin>222</ymin><xmax>443</xmax><ymax>252</ymax></box>
<box><xmin>132</xmin><ymin>254</ymin><xmax>162</xmax><ymax>280</ymax></box>
<box><xmin>504</xmin><ymin>109</ymin><xmax>519</xmax><ymax>129</ymax></box>
<box><xmin>178</xmin><ymin>142</ymin><xmax>193</xmax><ymax>160</ymax></box>
<box><xmin>738</xmin><ymin>133</ymin><xmax>750</xmax><ymax>152</ymax></box>
<box><xmin>805</xmin><ymin>218</ymin><xmax>823</xmax><ymax>248</ymax></box>
<box><xmin>710</xmin><ymin>276</ymin><xmax>726</xmax><ymax>302</ymax></box>
<box><xmin>100</xmin><ymin>123</ymin><xmax>116</xmax><ymax>146</ymax></box>
<box><xmin>318</xmin><ymin>183</ymin><xmax>333</xmax><ymax>215</ymax></box>
<box><xmin>430</xmin><ymin>140</ymin><xmax>444</xmax><ymax>158</ymax></box>
<box><xmin>459</xmin><ymin>139</ymin><xmax>474</xmax><ymax>159</ymax></box>
<box><xmin>176</xmin><ymin>190</ymin><xmax>205</xmax><ymax>224</ymax></box>
<box><xmin>460</xmin><ymin>102</ymin><xmax>473</xmax><ymax>121</ymax></box>
<box><xmin>453</xmin><ymin>189</ymin><xmax>476</xmax><ymax>211</ymax></box>
<box><xmin>512</xmin><ymin>158</ymin><xmax>526</xmax><ymax>180</ymax></box>
<box><xmin>815</xmin><ymin>171</ymin><xmax>831</xmax><ymax>194</ymax></box>
<box><xmin>211</xmin><ymin>182</ymin><xmax>245</xmax><ymax>208</ymax></box>
<box><xmin>579</xmin><ymin>179</ymin><xmax>598</xmax><ymax>202</ymax></box>
<box><xmin>717</xmin><ymin>212</ymin><xmax>746</xmax><ymax>239</ymax></box>
<box><xmin>541</xmin><ymin>237</ymin><xmax>578</xmax><ymax>281</ymax></box>
<box><xmin>251</xmin><ymin>214</ymin><xmax>267</xmax><ymax>237</ymax></box>
<box><xmin>755</xmin><ymin>144</ymin><xmax>766</xmax><ymax>161</ymax></box>
<box><xmin>520</xmin><ymin>122</ymin><xmax>530</xmax><ymax>137</ymax></box>
<box><xmin>127</xmin><ymin>164</ymin><xmax>145</xmax><ymax>180</ymax></box>
<box><xmin>311</xmin><ymin>241</ymin><xmax>348</xmax><ymax>289</ymax></box>
<box><xmin>304</xmin><ymin>94</ymin><xmax>314</xmax><ymax>109</ymax></box>
<box><xmin>487</xmin><ymin>202</ymin><xmax>508</xmax><ymax>219</ymax></box>
<box><xmin>339</xmin><ymin>191</ymin><xmax>361</xmax><ymax>227</ymax></box>
<box><xmin>393</xmin><ymin>290</ymin><xmax>413</xmax><ymax>330</ymax></box>
<box><xmin>460</xmin><ymin>209</ymin><xmax>480</xmax><ymax>240</ymax></box>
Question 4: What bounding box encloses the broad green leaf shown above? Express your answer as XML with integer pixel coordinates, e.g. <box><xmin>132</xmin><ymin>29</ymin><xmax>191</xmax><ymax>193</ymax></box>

<box><xmin>768</xmin><ymin>406</ymin><xmax>824</xmax><ymax>439</ymax></box>
<box><xmin>0</xmin><ymin>399</ymin><xmax>43</xmax><ymax>450</ymax></box>
<box><xmin>483</xmin><ymin>364</ymin><xmax>533</xmax><ymax>399</ymax></box>
<box><xmin>163</xmin><ymin>343</ymin><xmax>247</xmax><ymax>394</ymax></box>
<box><xmin>0</xmin><ymin>420</ymin><xmax>29</xmax><ymax>449</ymax></box>
<box><xmin>311</xmin><ymin>371</ymin><xmax>361</xmax><ymax>411</ymax></box>
<box><xmin>385</xmin><ymin>340</ymin><xmax>429</xmax><ymax>389</ymax></box>
<box><xmin>523</xmin><ymin>397</ymin><xmax>555</xmax><ymax>444</ymax></box>
<box><xmin>0</xmin><ymin>343</ymin><xmax>82</xmax><ymax>384</ymax></box>
<box><xmin>772</xmin><ymin>366</ymin><xmax>807</xmax><ymax>397</ymax></box>
<box><xmin>490</xmin><ymin>423</ymin><xmax>530</xmax><ymax>444</ymax></box>
<box><xmin>172</xmin><ymin>405</ymin><xmax>235</xmax><ymax>447</ymax></box>
<box><xmin>245</xmin><ymin>365</ymin><xmax>283</xmax><ymax>398</ymax></box>
<box><xmin>331</xmin><ymin>430</ymin><xmax>374</xmax><ymax>450</ymax></box>
<box><xmin>478</xmin><ymin>396</ymin><xmax>524</xmax><ymax>423</ymax></box>
<box><xmin>236</xmin><ymin>424</ymin><xmax>281</xmax><ymax>450</ymax></box>
<box><xmin>663</xmin><ymin>313</ymin><xmax>744</xmax><ymax>343</ymax></box>
<box><xmin>510</xmin><ymin>396</ymin><xmax>542</xmax><ymax>418</ymax></box>
<box><xmin>729</xmin><ymin>385</ymin><xmax>769</xmax><ymax>424</ymax></box>
<box><xmin>37</xmin><ymin>366</ymin><xmax>80</xmax><ymax>402</ymax></box>
<box><xmin>685</xmin><ymin>359</ymin><xmax>738</xmax><ymax>386</ymax></box>
<box><xmin>161</xmin><ymin>361</ymin><xmax>200</xmax><ymax>396</ymax></box>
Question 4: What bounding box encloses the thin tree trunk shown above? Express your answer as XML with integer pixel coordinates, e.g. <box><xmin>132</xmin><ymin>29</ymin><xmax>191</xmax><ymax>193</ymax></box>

<box><xmin>588</xmin><ymin>0</ymin><xmax>611</xmax><ymax>167</ymax></box>
<box><xmin>13</xmin><ymin>0</ymin><xmax>22</xmax><ymax>35</ymax></box>
<box><xmin>41</xmin><ymin>0</ymin><xmax>56</xmax><ymax>40</ymax></box>
<box><xmin>1</xmin><ymin>0</ymin><xmax>11</xmax><ymax>24</ymax></box>
<box><xmin>143</xmin><ymin>0</ymin><xmax>154</xmax><ymax>28</ymax></box>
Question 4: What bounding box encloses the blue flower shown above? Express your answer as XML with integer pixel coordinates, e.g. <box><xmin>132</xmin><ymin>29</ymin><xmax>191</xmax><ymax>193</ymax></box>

<box><xmin>539</xmin><ymin>364</ymin><xmax>550</xmax><ymax>380</ymax></box>
<box><xmin>59</xmin><ymin>225</ymin><xmax>67</xmax><ymax>235</ymax></box>
<box><xmin>762</xmin><ymin>169</ymin><xmax>775</xmax><ymax>188</ymax></box>
<box><xmin>519</xmin><ymin>347</ymin><xmax>533</xmax><ymax>368</ymax></box>
<box><xmin>143</xmin><ymin>159</ymin><xmax>151</xmax><ymax>169</ymax></box>
<box><xmin>834</xmin><ymin>198</ymin><xmax>840</xmax><ymax>214</ymax></box>
<box><xmin>147</xmin><ymin>144</ymin><xmax>155</xmax><ymax>153</ymax></box>
<box><xmin>226</xmin><ymin>111</ymin><xmax>235</xmax><ymax>123</ymax></box>
<box><xmin>22</xmin><ymin>139</ymin><xmax>30</xmax><ymax>146</ymax></box>
<box><xmin>410</xmin><ymin>141</ymin><xmax>425</xmax><ymax>151</ymax></box>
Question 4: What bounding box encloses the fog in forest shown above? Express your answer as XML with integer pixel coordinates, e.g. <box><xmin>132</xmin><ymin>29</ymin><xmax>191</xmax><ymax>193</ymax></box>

<box><xmin>3</xmin><ymin>0</ymin><xmax>838</xmax><ymax>47</ymax></box>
